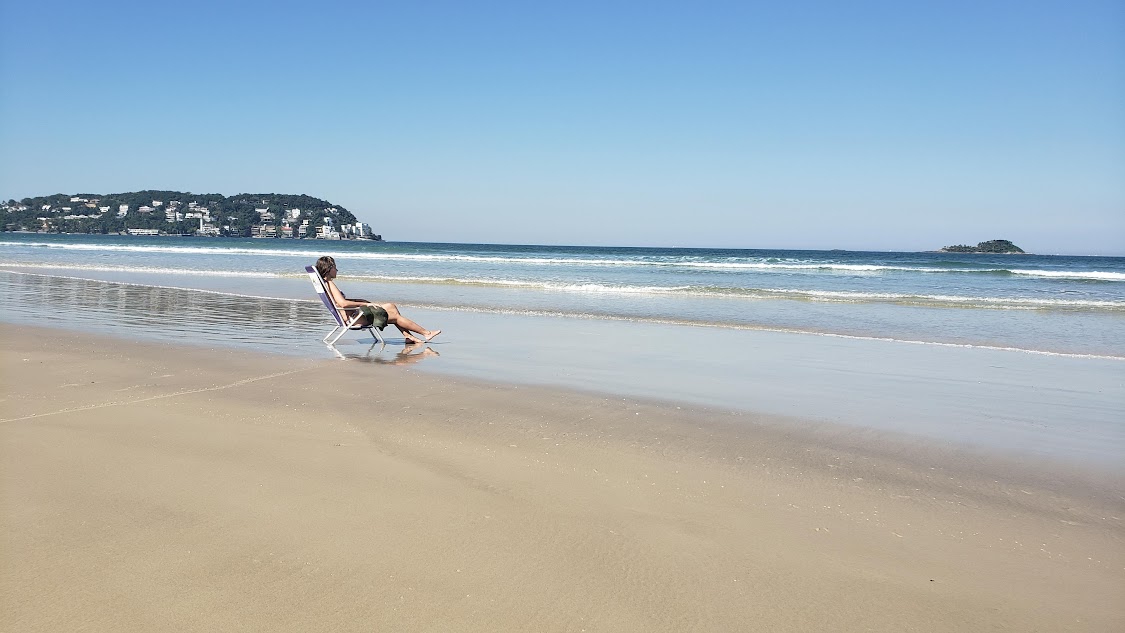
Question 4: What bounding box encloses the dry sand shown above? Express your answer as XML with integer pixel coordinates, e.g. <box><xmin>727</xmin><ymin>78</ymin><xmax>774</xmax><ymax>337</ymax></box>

<box><xmin>2</xmin><ymin>324</ymin><xmax>1122</xmax><ymax>632</ymax></box>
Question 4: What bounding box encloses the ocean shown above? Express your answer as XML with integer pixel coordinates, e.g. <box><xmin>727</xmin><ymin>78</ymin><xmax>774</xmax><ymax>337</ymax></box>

<box><xmin>2</xmin><ymin>234</ymin><xmax>1124</xmax><ymax>356</ymax></box>
<box><xmin>2</xmin><ymin>234</ymin><xmax>1123</xmax><ymax>465</ymax></box>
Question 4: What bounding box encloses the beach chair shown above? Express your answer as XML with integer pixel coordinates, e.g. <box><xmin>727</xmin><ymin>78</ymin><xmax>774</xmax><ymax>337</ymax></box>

<box><xmin>305</xmin><ymin>266</ymin><xmax>385</xmax><ymax>346</ymax></box>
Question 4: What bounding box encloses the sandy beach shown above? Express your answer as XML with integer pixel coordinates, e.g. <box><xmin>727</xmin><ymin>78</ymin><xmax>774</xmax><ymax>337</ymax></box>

<box><xmin>2</xmin><ymin>324</ymin><xmax>1122</xmax><ymax>632</ymax></box>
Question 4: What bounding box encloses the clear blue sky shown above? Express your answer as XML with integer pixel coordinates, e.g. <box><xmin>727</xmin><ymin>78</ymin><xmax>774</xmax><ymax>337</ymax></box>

<box><xmin>1</xmin><ymin>1</ymin><xmax>1122</xmax><ymax>254</ymax></box>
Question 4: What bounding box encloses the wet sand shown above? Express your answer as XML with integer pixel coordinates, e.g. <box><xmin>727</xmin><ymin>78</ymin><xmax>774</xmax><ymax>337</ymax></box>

<box><xmin>3</xmin><ymin>270</ymin><xmax>1123</xmax><ymax>466</ymax></box>
<box><xmin>1</xmin><ymin>324</ymin><xmax>1122</xmax><ymax>631</ymax></box>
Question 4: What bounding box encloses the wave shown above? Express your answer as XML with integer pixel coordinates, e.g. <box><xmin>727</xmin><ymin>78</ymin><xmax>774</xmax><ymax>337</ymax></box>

<box><xmin>0</xmin><ymin>240</ymin><xmax>639</xmax><ymax>266</ymax></box>
<box><xmin>4</xmin><ymin>240</ymin><xmax>1123</xmax><ymax>280</ymax></box>
<box><xmin>330</xmin><ymin>274</ymin><xmax>1125</xmax><ymax>310</ymax></box>
<box><xmin>753</xmin><ymin>287</ymin><xmax>1125</xmax><ymax>309</ymax></box>
<box><xmin>6</xmin><ymin>263</ymin><xmax>1118</xmax><ymax>311</ymax></box>
<box><xmin>1009</xmin><ymin>269</ymin><xmax>1125</xmax><ymax>281</ymax></box>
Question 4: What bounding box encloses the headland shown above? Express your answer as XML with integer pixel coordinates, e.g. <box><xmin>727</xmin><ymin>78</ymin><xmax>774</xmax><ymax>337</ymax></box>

<box><xmin>1</xmin><ymin>191</ymin><xmax>382</xmax><ymax>240</ymax></box>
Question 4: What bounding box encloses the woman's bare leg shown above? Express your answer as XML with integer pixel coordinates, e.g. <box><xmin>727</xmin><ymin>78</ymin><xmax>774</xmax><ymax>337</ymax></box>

<box><xmin>396</xmin><ymin>325</ymin><xmax>425</xmax><ymax>344</ymax></box>
<box><xmin>380</xmin><ymin>303</ymin><xmax>440</xmax><ymax>342</ymax></box>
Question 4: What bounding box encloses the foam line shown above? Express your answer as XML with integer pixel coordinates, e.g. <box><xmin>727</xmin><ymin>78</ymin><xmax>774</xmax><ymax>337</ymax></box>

<box><xmin>4</xmin><ymin>269</ymin><xmax>1122</xmax><ymax>359</ymax></box>
<box><xmin>3</xmin><ymin>265</ymin><xmax>1121</xmax><ymax>310</ymax></box>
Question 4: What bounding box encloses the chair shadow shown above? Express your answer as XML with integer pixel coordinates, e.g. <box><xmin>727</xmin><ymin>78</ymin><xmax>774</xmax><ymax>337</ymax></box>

<box><xmin>327</xmin><ymin>339</ymin><xmax>440</xmax><ymax>365</ymax></box>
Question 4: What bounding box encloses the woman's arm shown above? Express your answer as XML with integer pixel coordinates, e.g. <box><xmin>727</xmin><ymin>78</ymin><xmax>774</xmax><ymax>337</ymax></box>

<box><xmin>325</xmin><ymin>281</ymin><xmax>373</xmax><ymax>309</ymax></box>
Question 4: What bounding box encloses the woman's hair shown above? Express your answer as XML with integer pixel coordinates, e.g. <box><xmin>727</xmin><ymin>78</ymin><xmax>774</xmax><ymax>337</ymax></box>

<box><xmin>315</xmin><ymin>255</ymin><xmax>336</xmax><ymax>280</ymax></box>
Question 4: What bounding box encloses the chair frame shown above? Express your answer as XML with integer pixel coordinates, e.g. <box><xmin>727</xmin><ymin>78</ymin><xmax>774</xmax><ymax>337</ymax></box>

<box><xmin>305</xmin><ymin>266</ymin><xmax>385</xmax><ymax>346</ymax></box>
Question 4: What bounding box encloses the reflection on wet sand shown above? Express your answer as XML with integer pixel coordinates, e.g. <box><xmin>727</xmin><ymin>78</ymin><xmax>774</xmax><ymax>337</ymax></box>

<box><xmin>1</xmin><ymin>271</ymin><xmax>347</xmax><ymax>353</ymax></box>
<box><xmin>327</xmin><ymin>340</ymin><xmax>440</xmax><ymax>365</ymax></box>
<box><xmin>2</xmin><ymin>271</ymin><xmax>447</xmax><ymax>367</ymax></box>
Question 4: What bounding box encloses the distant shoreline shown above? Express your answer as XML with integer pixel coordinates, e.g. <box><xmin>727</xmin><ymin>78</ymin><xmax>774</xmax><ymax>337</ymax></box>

<box><xmin>2</xmin><ymin>230</ymin><xmax>383</xmax><ymax>242</ymax></box>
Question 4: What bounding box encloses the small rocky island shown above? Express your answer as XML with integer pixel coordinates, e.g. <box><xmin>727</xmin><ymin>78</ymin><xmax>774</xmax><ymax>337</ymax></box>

<box><xmin>940</xmin><ymin>239</ymin><xmax>1026</xmax><ymax>254</ymax></box>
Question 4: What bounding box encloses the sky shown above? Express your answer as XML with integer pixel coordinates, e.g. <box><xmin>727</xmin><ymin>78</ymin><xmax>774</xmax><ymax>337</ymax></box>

<box><xmin>1</xmin><ymin>1</ymin><xmax>1122</xmax><ymax>254</ymax></box>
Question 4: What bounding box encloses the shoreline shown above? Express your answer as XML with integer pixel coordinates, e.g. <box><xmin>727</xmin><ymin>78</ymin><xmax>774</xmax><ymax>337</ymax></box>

<box><xmin>2</xmin><ymin>270</ymin><xmax>1124</xmax><ymax>467</ymax></box>
<box><xmin>6</xmin><ymin>265</ymin><xmax>1124</xmax><ymax>361</ymax></box>
<box><xmin>9</xmin><ymin>231</ymin><xmax>1125</xmax><ymax>257</ymax></box>
<box><xmin>3</xmin><ymin>324</ymin><xmax>1123</xmax><ymax>630</ymax></box>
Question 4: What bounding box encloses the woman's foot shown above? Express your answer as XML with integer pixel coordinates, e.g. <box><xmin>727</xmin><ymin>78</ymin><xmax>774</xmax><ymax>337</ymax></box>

<box><xmin>403</xmin><ymin>333</ymin><xmax>425</xmax><ymax>344</ymax></box>
<box><xmin>423</xmin><ymin>329</ymin><xmax>442</xmax><ymax>342</ymax></box>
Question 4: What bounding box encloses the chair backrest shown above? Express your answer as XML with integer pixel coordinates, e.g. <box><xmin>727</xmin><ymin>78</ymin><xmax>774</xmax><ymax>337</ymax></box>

<box><xmin>306</xmin><ymin>266</ymin><xmax>346</xmax><ymax>327</ymax></box>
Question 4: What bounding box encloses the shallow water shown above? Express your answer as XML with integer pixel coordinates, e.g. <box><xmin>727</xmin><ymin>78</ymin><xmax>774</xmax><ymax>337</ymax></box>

<box><xmin>3</xmin><ymin>271</ymin><xmax>1122</xmax><ymax>468</ymax></box>
<box><xmin>3</xmin><ymin>234</ymin><xmax>1124</xmax><ymax>356</ymax></box>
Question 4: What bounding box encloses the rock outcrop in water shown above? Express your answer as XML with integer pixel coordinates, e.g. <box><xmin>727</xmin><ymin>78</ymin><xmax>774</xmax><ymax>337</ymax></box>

<box><xmin>940</xmin><ymin>240</ymin><xmax>1026</xmax><ymax>254</ymax></box>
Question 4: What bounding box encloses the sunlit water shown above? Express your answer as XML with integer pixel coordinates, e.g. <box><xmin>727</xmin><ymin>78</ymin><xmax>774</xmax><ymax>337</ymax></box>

<box><xmin>3</xmin><ymin>234</ymin><xmax>1123</xmax><ymax>356</ymax></box>
<box><xmin>2</xmin><ymin>235</ymin><xmax>1122</xmax><ymax>466</ymax></box>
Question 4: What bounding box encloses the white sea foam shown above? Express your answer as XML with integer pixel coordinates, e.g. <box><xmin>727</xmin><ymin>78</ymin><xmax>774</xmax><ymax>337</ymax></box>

<box><xmin>343</xmin><ymin>274</ymin><xmax>1125</xmax><ymax>309</ymax></box>
<box><xmin>352</xmin><ymin>274</ymin><xmax>696</xmax><ymax>294</ymax></box>
<box><xmin>759</xmin><ymin>288</ymin><xmax>1125</xmax><ymax>309</ymax></box>
<box><xmin>0</xmin><ymin>241</ymin><xmax>631</xmax><ymax>266</ymax></box>
<box><xmin>672</xmin><ymin>261</ymin><xmax>943</xmax><ymax>272</ymax></box>
<box><xmin>1010</xmin><ymin>269</ymin><xmax>1125</xmax><ymax>281</ymax></box>
<box><xmin>4</xmin><ymin>261</ymin><xmax>1120</xmax><ymax>310</ymax></box>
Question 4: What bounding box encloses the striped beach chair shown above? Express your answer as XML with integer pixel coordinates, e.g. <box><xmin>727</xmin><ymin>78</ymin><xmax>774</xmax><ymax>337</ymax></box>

<box><xmin>305</xmin><ymin>266</ymin><xmax>385</xmax><ymax>346</ymax></box>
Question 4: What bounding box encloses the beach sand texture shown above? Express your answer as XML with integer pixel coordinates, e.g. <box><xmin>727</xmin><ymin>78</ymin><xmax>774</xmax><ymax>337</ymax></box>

<box><xmin>2</xmin><ymin>325</ymin><xmax>1122</xmax><ymax>632</ymax></box>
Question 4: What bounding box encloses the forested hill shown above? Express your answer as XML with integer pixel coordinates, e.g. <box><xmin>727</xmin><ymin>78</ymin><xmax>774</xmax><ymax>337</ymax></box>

<box><xmin>1</xmin><ymin>191</ymin><xmax>361</xmax><ymax>236</ymax></box>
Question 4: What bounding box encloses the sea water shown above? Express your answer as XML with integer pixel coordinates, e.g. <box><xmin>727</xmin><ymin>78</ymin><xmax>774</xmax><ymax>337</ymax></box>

<box><xmin>2</xmin><ymin>234</ymin><xmax>1123</xmax><ymax>465</ymax></box>
<box><xmin>2</xmin><ymin>234</ymin><xmax>1123</xmax><ymax>356</ymax></box>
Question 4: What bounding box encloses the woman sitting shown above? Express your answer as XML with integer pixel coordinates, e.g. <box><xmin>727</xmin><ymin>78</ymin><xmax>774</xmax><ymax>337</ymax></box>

<box><xmin>315</xmin><ymin>255</ymin><xmax>440</xmax><ymax>344</ymax></box>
